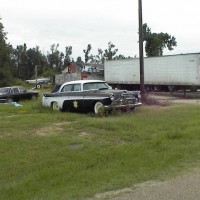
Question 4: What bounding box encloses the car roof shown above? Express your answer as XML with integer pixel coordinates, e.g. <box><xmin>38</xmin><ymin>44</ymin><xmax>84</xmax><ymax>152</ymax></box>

<box><xmin>0</xmin><ymin>86</ymin><xmax>22</xmax><ymax>88</ymax></box>
<box><xmin>62</xmin><ymin>80</ymin><xmax>106</xmax><ymax>85</ymax></box>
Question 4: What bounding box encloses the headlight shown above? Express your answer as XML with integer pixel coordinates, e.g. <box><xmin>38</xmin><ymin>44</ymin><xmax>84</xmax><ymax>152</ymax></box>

<box><xmin>138</xmin><ymin>92</ymin><xmax>141</xmax><ymax>99</ymax></box>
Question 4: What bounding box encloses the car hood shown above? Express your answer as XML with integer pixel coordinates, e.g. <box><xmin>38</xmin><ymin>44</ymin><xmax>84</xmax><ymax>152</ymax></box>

<box><xmin>0</xmin><ymin>92</ymin><xmax>7</xmax><ymax>95</ymax></box>
<box><xmin>97</xmin><ymin>89</ymin><xmax>140</xmax><ymax>99</ymax></box>
<box><xmin>98</xmin><ymin>89</ymin><xmax>127</xmax><ymax>94</ymax></box>
<box><xmin>99</xmin><ymin>89</ymin><xmax>139</xmax><ymax>95</ymax></box>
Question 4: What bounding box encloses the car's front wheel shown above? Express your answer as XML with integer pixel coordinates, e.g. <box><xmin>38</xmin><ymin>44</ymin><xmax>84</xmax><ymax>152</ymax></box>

<box><xmin>94</xmin><ymin>101</ymin><xmax>104</xmax><ymax>114</ymax></box>
<box><xmin>6</xmin><ymin>98</ymin><xmax>13</xmax><ymax>103</ymax></box>
<box><xmin>52</xmin><ymin>101</ymin><xmax>60</xmax><ymax>111</ymax></box>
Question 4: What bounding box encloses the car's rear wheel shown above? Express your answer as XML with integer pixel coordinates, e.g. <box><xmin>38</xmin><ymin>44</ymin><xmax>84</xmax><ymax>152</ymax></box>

<box><xmin>94</xmin><ymin>101</ymin><xmax>104</xmax><ymax>114</ymax></box>
<box><xmin>31</xmin><ymin>94</ymin><xmax>37</xmax><ymax>100</ymax></box>
<box><xmin>52</xmin><ymin>101</ymin><xmax>60</xmax><ymax>111</ymax></box>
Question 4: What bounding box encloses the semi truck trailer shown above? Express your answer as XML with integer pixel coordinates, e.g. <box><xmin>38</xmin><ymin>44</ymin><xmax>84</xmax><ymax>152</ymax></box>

<box><xmin>104</xmin><ymin>53</ymin><xmax>200</xmax><ymax>92</ymax></box>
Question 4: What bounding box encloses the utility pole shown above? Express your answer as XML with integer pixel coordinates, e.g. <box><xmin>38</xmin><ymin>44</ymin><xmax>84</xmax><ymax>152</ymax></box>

<box><xmin>138</xmin><ymin>0</ymin><xmax>146</xmax><ymax>102</ymax></box>
<box><xmin>35</xmin><ymin>65</ymin><xmax>38</xmax><ymax>87</ymax></box>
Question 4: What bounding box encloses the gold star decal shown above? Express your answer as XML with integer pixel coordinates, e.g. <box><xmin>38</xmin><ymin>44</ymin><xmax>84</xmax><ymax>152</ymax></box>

<box><xmin>73</xmin><ymin>100</ymin><xmax>78</xmax><ymax>109</ymax></box>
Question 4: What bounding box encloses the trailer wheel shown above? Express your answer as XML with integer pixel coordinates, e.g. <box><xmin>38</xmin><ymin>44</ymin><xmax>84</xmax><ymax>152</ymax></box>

<box><xmin>168</xmin><ymin>86</ymin><xmax>175</xmax><ymax>92</ymax></box>
<box><xmin>36</xmin><ymin>84</ymin><xmax>41</xmax><ymax>89</ymax></box>
<box><xmin>145</xmin><ymin>85</ymin><xmax>152</xmax><ymax>92</ymax></box>
<box><xmin>190</xmin><ymin>86</ymin><xmax>197</xmax><ymax>92</ymax></box>
<box><xmin>153</xmin><ymin>85</ymin><xmax>161</xmax><ymax>92</ymax></box>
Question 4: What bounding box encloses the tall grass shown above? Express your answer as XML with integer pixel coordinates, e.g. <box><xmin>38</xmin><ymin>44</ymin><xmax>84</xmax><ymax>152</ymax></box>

<box><xmin>0</xmin><ymin>101</ymin><xmax>200</xmax><ymax>199</ymax></box>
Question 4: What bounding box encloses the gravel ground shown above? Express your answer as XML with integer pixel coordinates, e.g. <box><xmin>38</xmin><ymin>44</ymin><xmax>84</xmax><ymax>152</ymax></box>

<box><xmin>148</xmin><ymin>93</ymin><xmax>200</xmax><ymax>105</ymax></box>
<box><xmin>90</xmin><ymin>170</ymin><xmax>200</xmax><ymax>200</ymax></box>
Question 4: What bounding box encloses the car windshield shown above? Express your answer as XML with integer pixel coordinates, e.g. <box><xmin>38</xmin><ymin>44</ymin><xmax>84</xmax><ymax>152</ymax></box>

<box><xmin>0</xmin><ymin>87</ymin><xmax>9</xmax><ymax>94</ymax></box>
<box><xmin>18</xmin><ymin>86</ymin><xmax>26</xmax><ymax>92</ymax></box>
<box><xmin>52</xmin><ymin>85</ymin><xmax>61</xmax><ymax>93</ymax></box>
<box><xmin>83</xmin><ymin>82</ymin><xmax>110</xmax><ymax>91</ymax></box>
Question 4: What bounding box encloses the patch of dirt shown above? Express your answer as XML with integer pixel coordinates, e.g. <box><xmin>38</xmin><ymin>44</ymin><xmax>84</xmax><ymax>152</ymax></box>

<box><xmin>35</xmin><ymin>122</ymin><xmax>71</xmax><ymax>136</ymax></box>
<box><xmin>69</xmin><ymin>143</ymin><xmax>84</xmax><ymax>149</ymax></box>
<box><xmin>79</xmin><ymin>131</ymin><xmax>90</xmax><ymax>136</ymax></box>
<box><xmin>140</xmin><ymin>104</ymin><xmax>174</xmax><ymax>112</ymax></box>
<box><xmin>0</xmin><ymin>115</ymin><xmax>18</xmax><ymax>119</ymax></box>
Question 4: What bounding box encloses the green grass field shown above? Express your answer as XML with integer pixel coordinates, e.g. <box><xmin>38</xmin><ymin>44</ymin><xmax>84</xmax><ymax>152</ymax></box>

<box><xmin>0</xmin><ymin>99</ymin><xmax>200</xmax><ymax>199</ymax></box>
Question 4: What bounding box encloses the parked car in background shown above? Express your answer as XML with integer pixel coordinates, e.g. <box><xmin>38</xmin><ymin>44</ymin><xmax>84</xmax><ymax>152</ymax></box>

<box><xmin>26</xmin><ymin>77</ymin><xmax>50</xmax><ymax>89</ymax></box>
<box><xmin>42</xmin><ymin>80</ymin><xmax>141</xmax><ymax>114</ymax></box>
<box><xmin>26</xmin><ymin>77</ymin><xmax>50</xmax><ymax>84</ymax></box>
<box><xmin>0</xmin><ymin>86</ymin><xmax>39</xmax><ymax>103</ymax></box>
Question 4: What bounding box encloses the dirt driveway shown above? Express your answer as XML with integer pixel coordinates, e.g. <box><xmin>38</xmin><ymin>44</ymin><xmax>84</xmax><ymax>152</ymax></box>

<box><xmin>149</xmin><ymin>93</ymin><xmax>200</xmax><ymax>105</ymax></box>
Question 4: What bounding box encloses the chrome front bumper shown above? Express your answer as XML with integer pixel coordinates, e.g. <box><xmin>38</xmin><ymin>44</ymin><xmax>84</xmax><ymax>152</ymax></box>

<box><xmin>104</xmin><ymin>102</ymin><xmax>142</xmax><ymax>110</ymax></box>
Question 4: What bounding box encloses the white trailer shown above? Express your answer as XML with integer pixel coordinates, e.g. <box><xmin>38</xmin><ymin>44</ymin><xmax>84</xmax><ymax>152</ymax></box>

<box><xmin>104</xmin><ymin>53</ymin><xmax>200</xmax><ymax>91</ymax></box>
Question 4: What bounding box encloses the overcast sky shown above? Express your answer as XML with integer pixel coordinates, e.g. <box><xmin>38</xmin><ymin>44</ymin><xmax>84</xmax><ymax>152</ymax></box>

<box><xmin>0</xmin><ymin>0</ymin><xmax>200</xmax><ymax>59</ymax></box>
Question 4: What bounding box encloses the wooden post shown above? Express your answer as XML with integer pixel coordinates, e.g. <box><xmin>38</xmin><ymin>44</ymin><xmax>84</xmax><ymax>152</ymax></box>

<box><xmin>138</xmin><ymin>0</ymin><xmax>146</xmax><ymax>102</ymax></box>
<box><xmin>35</xmin><ymin>65</ymin><xmax>38</xmax><ymax>87</ymax></box>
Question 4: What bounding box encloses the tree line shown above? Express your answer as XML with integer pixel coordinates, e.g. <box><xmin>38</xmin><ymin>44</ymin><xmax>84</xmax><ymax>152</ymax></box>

<box><xmin>0</xmin><ymin>18</ymin><xmax>177</xmax><ymax>86</ymax></box>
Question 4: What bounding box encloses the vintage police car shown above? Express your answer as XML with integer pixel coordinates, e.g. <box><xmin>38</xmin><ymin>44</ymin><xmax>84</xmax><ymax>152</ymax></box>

<box><xmin>42</xmin><ymin>80</ymin><xmax>141</xmax><ymax>114</ymax></box>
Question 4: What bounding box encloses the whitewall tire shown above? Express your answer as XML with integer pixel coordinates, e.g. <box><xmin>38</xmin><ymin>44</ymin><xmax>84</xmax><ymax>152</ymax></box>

<box><xmin>52</xmin><ymin>101</ymin><xmax>60</xmax><ymax>111</ymax></box>
<box><xmin>94</xmin><ymin>101</ymin><xmax>104</xmax><ymax>114</ymax></box>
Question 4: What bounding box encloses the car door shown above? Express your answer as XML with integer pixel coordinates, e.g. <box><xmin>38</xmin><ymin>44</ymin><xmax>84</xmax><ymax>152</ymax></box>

<box><xmin>61</xmin><ymin>83</ymin><xmax>85</xmax><ymax>112</ymax></box>
<box><xmin>18</xmin><ymin>87</ymin><xmax>30</xmax><ymax>100</ymax></box>
<box><xmin>12</xmin><ymin>87</ymin><xmax>21</xmax><ymax>101</ymax></box>
<box><xmin>82</xmin><ymin>83</ymin><xmax>109</xmax><ymax>112</ymax></box>
<box><xmin>12</xmin><ymin>87</ymin><xmax>28</xmax><ymax>100</ymax></box>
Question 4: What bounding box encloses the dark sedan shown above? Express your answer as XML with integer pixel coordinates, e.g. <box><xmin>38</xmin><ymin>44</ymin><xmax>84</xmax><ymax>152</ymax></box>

<box><xmin>0</xmin><ymin>86</ymin><xmax>39</xmax><ymax>103</ymax></box>
<box><xmin>42</xmin><ymin>80</ymin><xmax>141</xmax><ymax>114</ymax></box>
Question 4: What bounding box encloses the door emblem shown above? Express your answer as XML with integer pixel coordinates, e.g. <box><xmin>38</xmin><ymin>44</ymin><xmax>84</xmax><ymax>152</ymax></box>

<box><xmin>73</xmin><ymin>100</ymin><xmax>78</xmax><ymax>109</ymax></box>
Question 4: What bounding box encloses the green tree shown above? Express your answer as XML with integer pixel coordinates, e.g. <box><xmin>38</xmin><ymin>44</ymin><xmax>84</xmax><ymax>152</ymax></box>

<box><xmin>9</xmin><ymin>44</ymin><xmax>18</xmax><ymax>77</ymax></box>
<box><xmin>95</xmin><ymin>48</ymin><xmax>105</xmax><ymax>64</ymax></box>
<box><xmin>13</xmin><ymin>44</ymin><xmax>28</xmax><ymax>79</ymax></box>
<box><xmin>104</xmin><ymin>41</ymin><xmax>118</xmax><ymax>60</ymax></box>
<box><xmin>115</xmin><ymin>54</ymin><xmax>126</xmax><ymax>60</ymax></box>
<box><xmin>11</xmin><ymin>45</ymin><xmax>49</xmax><ymax>79</ymax></box>
<box><xmin>42</xmin><ymin>67</ymin><xmax>56</xmax><ymax>78</ymax></box>
<box><xmin>0</xmin><ymin>18</ymin><xmax>13</xmax><ymax>86</ymax></box>
<box><xmin>47</xmin><ymin>44</ymin><xmax>64</xmax><ymax>72</ymax></box>
<box><xmin>143</xmin><ymin>23</ymin><xmax>177</xmax><ymax>57</ymax></box>
<box><xmin>76</xmin><ymin>56</ymin><xmax>84</xmax><ymax>70</ymax></box>
<box><xmin>76</xmin><ymin>56</ymin><xmax>82</xmax><ymax>63</ymax></box>
<box><xmin>26</xmin><ymin>46</ymin><xmax>48</xmax><ymax>78</ymax></box>
<box><xmin>83</xmin><ymin>44</ymin><xmax>92</xmax><ymax>63</ymax></box>
<box><xmin>64</xmin><ymin>46</ymin><xmax>72</xmax><ymax>66</ymax></box>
